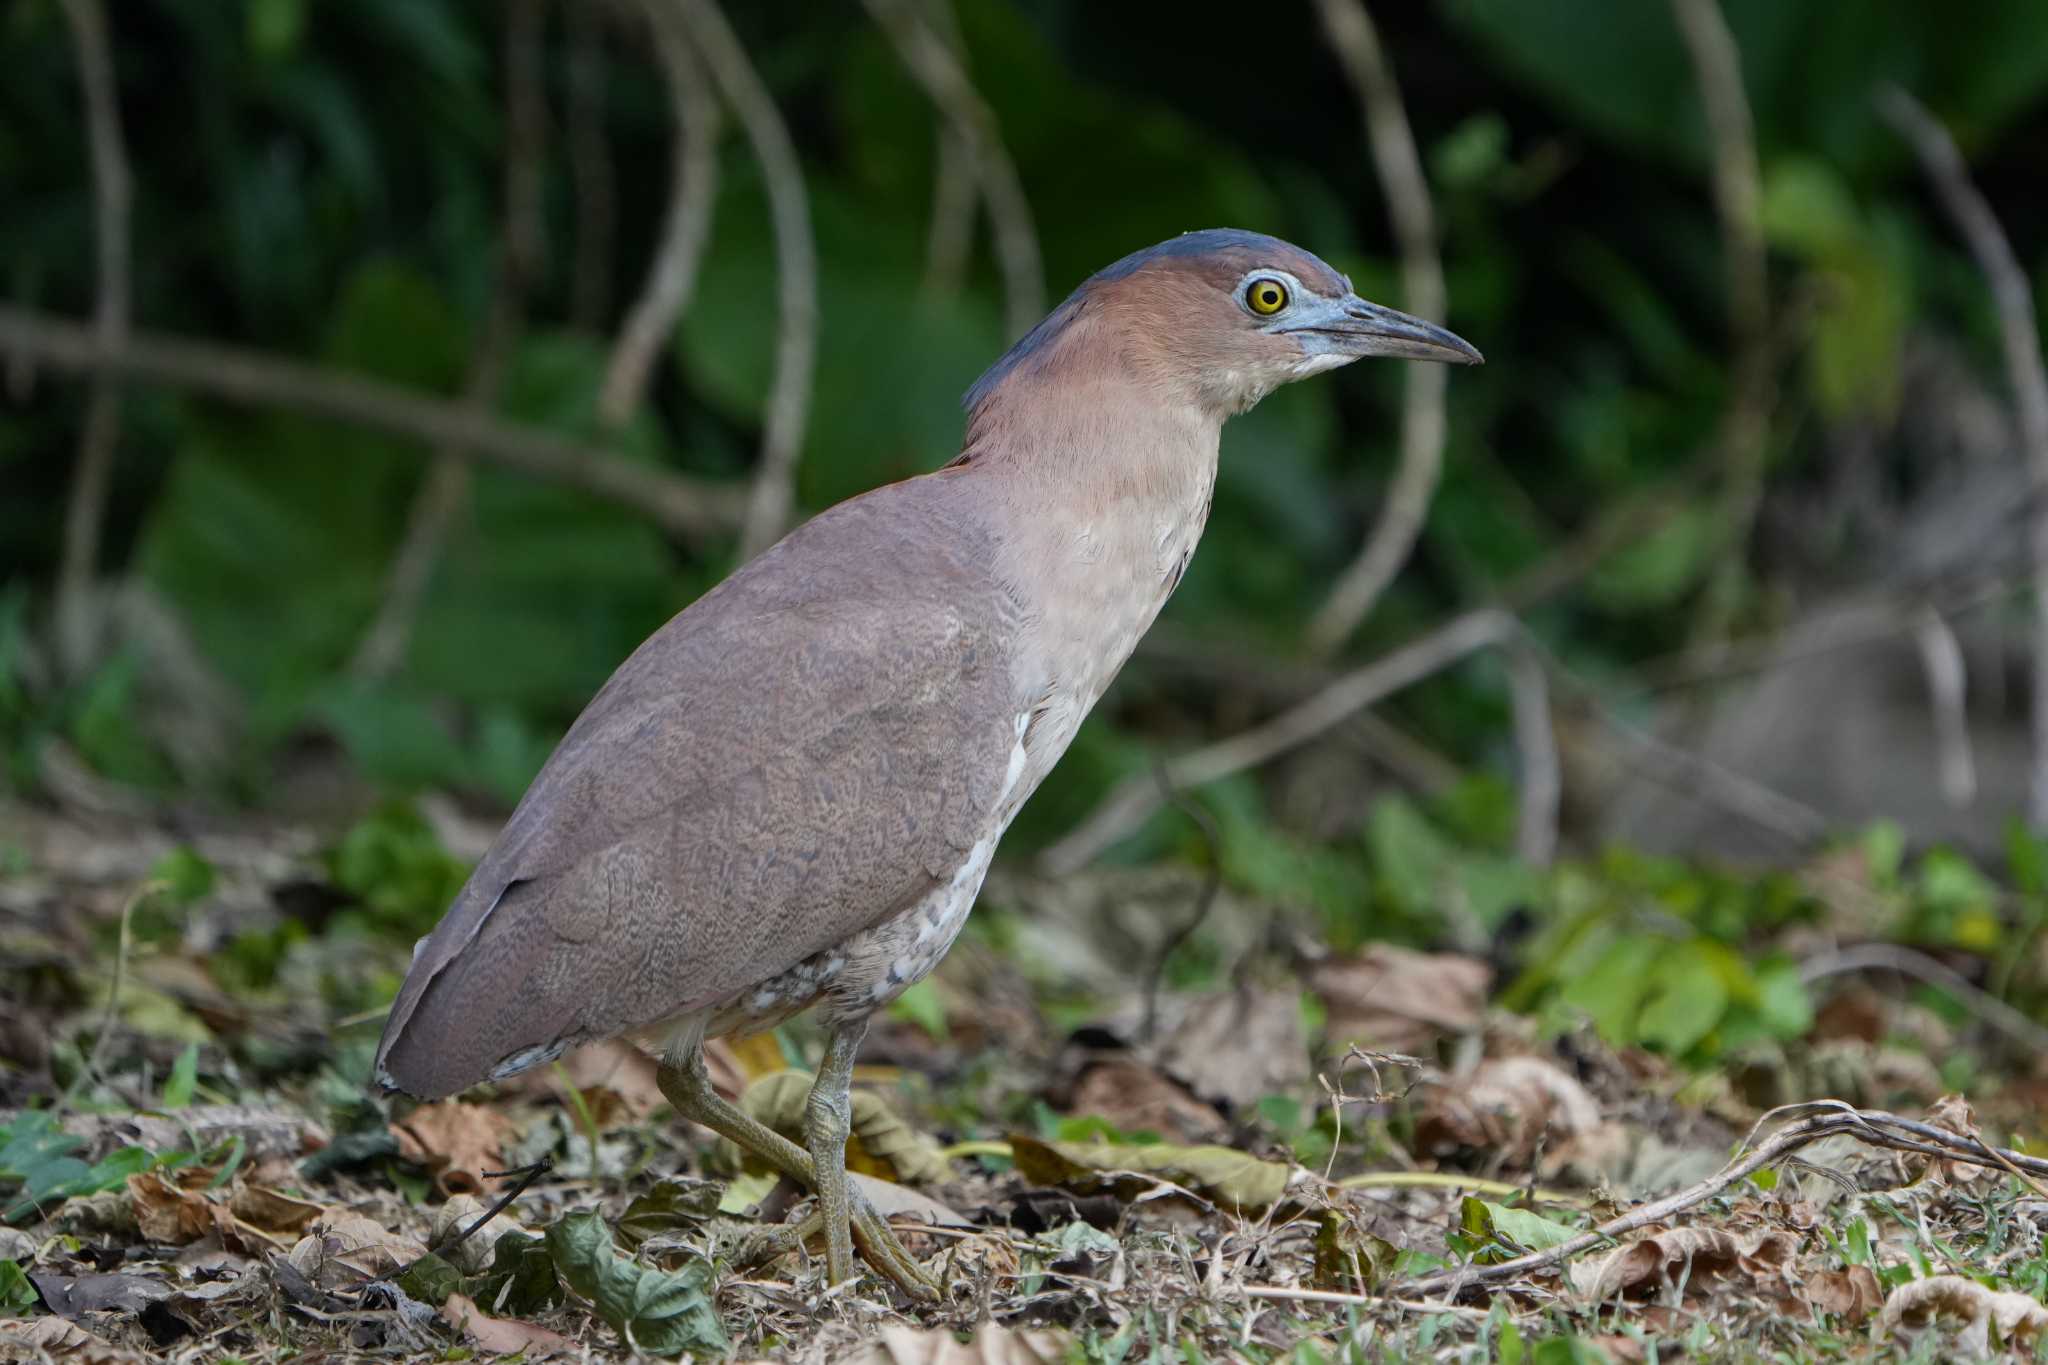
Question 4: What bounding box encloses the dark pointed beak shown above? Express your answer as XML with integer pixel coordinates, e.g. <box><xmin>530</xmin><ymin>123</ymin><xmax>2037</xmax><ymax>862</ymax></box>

<box><xmin>1282</xmin><ymin>295</ymin><xmax>1484</xmax><ymax>365</ymax></box>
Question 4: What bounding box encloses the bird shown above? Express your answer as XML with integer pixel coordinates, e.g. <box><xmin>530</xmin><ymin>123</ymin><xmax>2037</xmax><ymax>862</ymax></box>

<box><xmin>373</xmin><ymin>228</ymin><xmax>1480</xmax><ymax>1299</ymax></box>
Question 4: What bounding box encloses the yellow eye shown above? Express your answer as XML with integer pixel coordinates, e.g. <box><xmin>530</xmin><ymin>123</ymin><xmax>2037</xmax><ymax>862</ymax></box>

<box><xmin>1245</xmin><ymin>278</ymin><xmax>1289</xmax><ymax>316</ymax></box>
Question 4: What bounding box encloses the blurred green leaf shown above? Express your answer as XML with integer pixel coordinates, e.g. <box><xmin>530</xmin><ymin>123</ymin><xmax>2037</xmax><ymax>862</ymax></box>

<box><xmin>162</xmin><ymin>1043</ymin><xmax>200</xmax><ymax>1110</ymax></box>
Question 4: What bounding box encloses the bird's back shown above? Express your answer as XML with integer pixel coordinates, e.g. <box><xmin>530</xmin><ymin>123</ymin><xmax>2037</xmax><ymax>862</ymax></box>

<box><xmin>374</xmin><ymin>470</ymin><xmax>1031</xmax><ymax>1098</ymax></box>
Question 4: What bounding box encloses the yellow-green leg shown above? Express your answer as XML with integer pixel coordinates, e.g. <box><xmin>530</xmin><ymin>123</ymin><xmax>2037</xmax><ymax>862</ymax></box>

<box><xmin>656</xmin><ymin>1032</ymin><xmax>936</xmax><ymax>1299</ymax></box>
<box><xmin>805</xmin><ymin>1019</ymin><xmax>867</xmax><ymax>1286</ymax></box>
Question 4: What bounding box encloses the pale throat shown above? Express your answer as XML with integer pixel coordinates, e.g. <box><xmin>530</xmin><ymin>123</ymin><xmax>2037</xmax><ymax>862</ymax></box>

<box><xmin>978</xmin><ymin>380</ymin><xmax>1223</xmax><ymax>793</ymax></box>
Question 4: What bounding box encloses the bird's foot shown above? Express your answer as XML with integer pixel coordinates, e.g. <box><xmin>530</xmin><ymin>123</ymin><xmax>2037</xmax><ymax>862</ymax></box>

<box><xmin>762</xmin><ymin>1193</ymin><xmax>939</xmax><ymax>1301</ymax></box>
<box><xmin>847</xmin><ymin>1194</ymin><xmax>942</xmax><ymax>1302</ymax></box>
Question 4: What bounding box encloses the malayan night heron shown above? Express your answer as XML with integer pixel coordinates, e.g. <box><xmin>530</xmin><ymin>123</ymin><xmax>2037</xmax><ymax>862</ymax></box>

<box><xmin>374</xmin><ymin>229</ymin><xmax>1481</xmax><ymax>1299</ymax></box>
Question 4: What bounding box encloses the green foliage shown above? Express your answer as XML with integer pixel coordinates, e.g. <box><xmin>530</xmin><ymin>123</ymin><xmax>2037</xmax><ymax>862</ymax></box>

<box><xmin>0</xmin><ymin>1259</ymin><xmax>35</xmax><ymax>1316</ymax></box>
<box><xmin>544</xmin><ymin>1208</ymin><xmax>726</xmax><ymax>1357</ymax></box>
<box><xmin>325</xmin><ymin>800</ymin><xmax>471</xmax><ymax>937</ymax></box>
<box><xmin>162</xmin><ymin>1043</ymin><xmax>200</xmax><ymax>1110</ymax></box>
<box><xmin>1461</xmin><ymin>1196</ymin><xmax>1581</xmax><ymax>1256</ymax></box>
<box><xmin>0</xmin><ymin>1109</ymin><xmax>156</xmax><ymax>1225</ymax></box>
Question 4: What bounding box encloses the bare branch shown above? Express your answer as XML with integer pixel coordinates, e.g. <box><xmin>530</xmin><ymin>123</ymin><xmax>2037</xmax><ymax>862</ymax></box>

<box><xmin>1911</xmin><ymin>605</ymin><xmax>1977</xmax><ymax>807</ymax></box>
<box><xmin>915</xmin><ymin>0</ymin><xmax>977</xmax><ymax>299</ymax></box>
<box><xmin>1879</xmin><ymin>85</ymin><xmax>2048</xmax><ymax>828</ymax></box>
<box><xmin>0</xmin><ymin>305</ymin><xmax>744</xmax><ymax>540</ymax></box>
<box><xmin>1506</xmin><ymin>642</ymin><xmax>1560</xmax><ymax>866</ymax></box>
<box><xmin>1669</xmin><ymin>0</ymin><xmax>1773</xmax><ymax>646</ymax></box>
<box><xmin>669</xmin><ymin>0</ymin><xmax>818</xmax><ymax>560</ymax></box>
<box><xmin>1040</xmin><ymin>609</ymin><xmax>1518</xmax><ymax>874</ymax></box>
<box><xmin>1305</xmin><ymin>0</ymin><xmax>1450</xmax><ymax>656</ymax></box>
<box><xmin>598</xmin><ymin>0</ymin><xmax>722</xmax><ymax>426</ymax></box>
<box><xmin>1801</xmin><ymin>943</ymin><xmax>2048</xmax><ymax>1055</ymax></box>
<box><xmin>1394</xmin><ymin>1104</ymin><xmax>2048</xmax><ymax>1298</ymax></box>
<box><xmin>861</xmin><ymin>0</ymin><xmax>1042</xmax><ymax>340</ymax></box>
<box><xmin>565</xmin><ymin>0</ymin><xmax>619</xmax><ymax>332</ymax></box>
<box><xmin>352</xmin><ymin>0</ymin><xmax>549</xmax><ymax>680</ymax></box>
<box><xmin>53</xmin><ymin>0</ymin><xmax>132</xmax><ymax>680</ymax></box>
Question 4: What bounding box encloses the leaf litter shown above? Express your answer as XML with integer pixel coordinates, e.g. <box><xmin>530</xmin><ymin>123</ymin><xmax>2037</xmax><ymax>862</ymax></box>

<box><xmin>4</xmin><ymin>799</ymin><xmax>2048</xmax><ymax>1359</ymax></box>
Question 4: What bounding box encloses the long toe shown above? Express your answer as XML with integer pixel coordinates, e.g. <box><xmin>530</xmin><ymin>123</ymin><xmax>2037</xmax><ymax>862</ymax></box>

<box><xmin>848</xmin><ymin>1196</ymin><xmax>941</xmax><ymax>1301</ymax></box>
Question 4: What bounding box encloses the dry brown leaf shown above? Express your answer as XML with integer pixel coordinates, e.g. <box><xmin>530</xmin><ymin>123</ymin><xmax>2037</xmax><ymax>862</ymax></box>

<box><xmin>442</xmin><ymin>1291</ymin><xmax>578</xmax><ymax>1357</ymax></box>
<box><xmin>1413</xmin><ymin>1055</ymin><xmax>1603</xmax><ymax>1165</ymax></box>
<box><xmin>431</xmin><ymin>1192</ymin><xmax>536</xmax><ymax>1272</ymax></box>
<box><xmin>0</xmin><ymin>1314</ymin><xmax>135</xmax><ymax>1360</ymax></box>
<box><xmin>287</xmin><ymin>1208</ymin><xmax>427</xmax><ymax>1288</ymax></box>
<box><xmin>227</xmin><ymin>1184</ymin><xmax>324</xmax><ymax>1235</ymax></box>
<box><xmin>1806</xmin><ymin>1265</ymin><xmax>1883</xmax><ymax>1321</ymax></box>
<box><xmin>1311</xmin><ymin>944</ymin><xmax>1491</xmax><ymax>1057</ymax></box>
<box><xmin>392</xmin><ymin>1100</ymin><xmax>516</xmax><ymax>1197</ymax></box>
<box><xmin>1881</xmin><ymin>1275</ymin><xmax>2048</xmax><ymax>1356</ymax></box>
<box><xmin>1570</xmin><ymin>1225</ymin><xmax>1799</xmax><ymax>1304</ymax></box>
<box><xmin>1068</xmin><ymin>1059</ymin><xmax>1226</xmax><ymax>1143</ymax></box>
<box><xmin>857</xmin><ymin>1321</ymin><xmax>1071</xmax><ymax>1364</ymax></box>
<box><xmin>125</xmin><ymin>1171</ymin><xmax>213</xmax><ymax>1245</ymax></box>
<box><xmin>1154</xmin><ymin>984</ymin><xmax>1308</xmax><ymax>1110</ymax></box>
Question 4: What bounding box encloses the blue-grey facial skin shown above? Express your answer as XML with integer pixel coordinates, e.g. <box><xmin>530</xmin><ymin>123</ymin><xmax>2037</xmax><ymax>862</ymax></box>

<box><xmin>1272</xmin><ymin>290</ymin><xmax>1484</xmax><ymax>366</ymax></box>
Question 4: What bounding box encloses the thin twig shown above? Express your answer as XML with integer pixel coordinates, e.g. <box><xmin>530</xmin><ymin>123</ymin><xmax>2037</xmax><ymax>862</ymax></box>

<box><xmin>565</xmin><ymin>0</ymin><xmax>617</xmax><ymax>333</ymax></box>
<box><xmin>1911</xmin><ymin>605</ymin><xmax>1977</xmax><ymax>806</ymax></box>
<box><xmin>61</xmin><ymin>879</ymin><xmax>164</xmax><ymax>1115</ymax></box>
<box><xmin>1799</xmin><ymin>942</ymin><xmax>2048</xmax><ymax>1055</ymax></box>
<box><xmin>862</xmin><ymin>0</ymin><xmax>1041</xmax><ymax>341</ymax></box>
<box><xmin>1306</xmin><ymin>0</ymin><xmax>1452</xmax><ymax>656</ymax></box>
<box><xmin>0</xmin><ymin>305</ymin><xmax>744</xmax><ymax>540</ymax></box>
<box><xmin>1669</xmin><ymin>0</ymin><xmax>1773</xmax><ymax>649</ymax></box>
<box><xmin>1505</xmin><ymin>641</ymin><xmax>1560</xmax><ymax>866</ymax></box>
<box><xmin>669</xmin><ymin>0</ymin><xmax>818</xmax><ymax>559</ymax></box>
<box><xmin>598</xmin><ymin>0</ymin><xmax>722</xmax><ymax>426</ymax></box>
<box><xmin>1041</xmin><ymin>609</ymin><xmax>1517</xmax><ymax>873</ymax></box>
<box><xmin>1577</xmin><ymin>684</ymin><xmax>1830</xmax><ymax>845</ymax></box>
<box><xmin>1140</xmin><ymin>773</ymin><xmax>1225</xmax><ymax>1044</ymax></box>
<box><xmin>352</xmin><ymin>0</ymin><xmax>548</xmax><ymax>680</ymax></box>
<box><xmin>1878</xmin><ymin>84</ymin><xmax>2048</xmax><ymax>829</ymax></box>
<box><xmin>917</xmin><ymin>0</ymin><xmax>977</xmax><ymax>300</ymax></box>
<box><xmin>53</xmin><ymin>0</ymin><xmax>132</xmax><ymax>680</ymax></box>
<box><xmin>1397</xmin><ymin>1104</ymin><xmax>2048</xmax><ymax>1298</ymax></box>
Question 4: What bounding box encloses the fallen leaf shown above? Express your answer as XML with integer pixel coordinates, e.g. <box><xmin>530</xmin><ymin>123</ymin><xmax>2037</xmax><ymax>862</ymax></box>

<box><xmin>849</xmin><ymin>1171</ymin><xmax>971</xmax><ymax>1228</ymax></box>
<box><xmin>617</xmin><ymin>1177</ymin><xmax>725</xmax><ymax>1249</ymax></box>
<box><xmin>1312</xmin><ymin>945</ymin><xmax>1490</xmax><ymax>1057</ymax></box>
<box><xmin>1008</xmin><ymin>1135</ymin><xmax>1298</xmax><ymax>1213</ymax></box>
<box><xmin>1806</xmin><ymin>1265</ymin><xmax>1882</xmax><ymax>1321</ymax></box>
<box><xmin>432</xmin><ymin>1191</ymin><xmax>538</xmax><ymax>1272</ymax></box>
<box><xmin>0</xmin><ymin>1314</ymin><xmax>136</xmax><ymax>1358</ymax></box>
<box><xmin>228</xmin><ymin>1183</ymin><xmax>325</xmax><ymax>1235</ymax></box>
<box><xmin>1462</xmin><ymin>1197</ymin><xmax>1581</xmax><ymax>1255</ymax></box>
<box><xmin>392</xmin><ymin>1101</ymin><xmax>516</xmax><ymax>1197</ymax></box>
<box><xmin>857</xmin><ymin>1321</ymin><xmax>1071</xmax><ymax>1363</ymax></box>
<box><xmin>442</xmin><ymin>1290</ymin><xmax>577</xmax><ymax>1357</ymax></box>
<box><xmin>287</xmin><ymin>1208</ymin><xmax>427</xmax><ymax>1288</ymax></box>
<box><xmin>739</xmin><ymin>1071</ymin><xmax>952</xmax><ymax>1184</ymax></box>
<box><xmin>1067</xmin><ymin>1059</ymin><xmax>1226</xmax><ymax>1143</ymax></box>
<box><xmin>28</xmin><ymin>1268</ymin><xmax>171</xmax><ymax>1316</ymax></box>
<box><xmin>126</xmin><ymin>1171</ymin><xmax>213</xmax><ymax>1245</ymax></box>
<box><xmin>507</xmin><ymin>1038</ymin><xmax>666</xmax><ymax>1127</ymax></box>
<box><xmin>1569</xmin><ymin>1226</ymin><xmax>1799</xmax><ymax>1305</ymax></box>
<box><xmin>1413</xmin><ymin>1055</ymin><xmax>1604</xmax><ymax>1165</ymax></box>
<box><xmin>545</xmin><ymin>1209</ymin><xmax>725</xmax><ymax>1357</ymax></box>
<box><xmin>1154</xmin><ymin>984</ymin><xmax>1309</xmax><ymax>1110</ymax></box>
<box><xmin>1881</xmin><ymin>1274</ymin><xmax>2048</xmax><ymax>1357</ymax></box>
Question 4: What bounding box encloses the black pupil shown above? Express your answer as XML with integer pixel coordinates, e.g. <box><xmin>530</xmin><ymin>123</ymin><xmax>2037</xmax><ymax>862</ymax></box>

<box><xmin>1256</xmin><ymin>284</ymin><xmax>1280</xmax><ymax>308</ymax></box>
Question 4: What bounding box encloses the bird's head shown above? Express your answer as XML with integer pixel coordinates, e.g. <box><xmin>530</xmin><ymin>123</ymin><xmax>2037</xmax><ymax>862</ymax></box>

<box><xmin>965</xmin><ymin>228</ymin><xmax>1481</xmax><ymax>424</ymax></box>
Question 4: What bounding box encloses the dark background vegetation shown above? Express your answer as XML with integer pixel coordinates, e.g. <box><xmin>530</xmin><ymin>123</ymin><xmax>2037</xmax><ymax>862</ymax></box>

<box><xmin>7</xmin><ymin>1</ymin><xmax>2048</xmax><ymax>1357</ymax></box>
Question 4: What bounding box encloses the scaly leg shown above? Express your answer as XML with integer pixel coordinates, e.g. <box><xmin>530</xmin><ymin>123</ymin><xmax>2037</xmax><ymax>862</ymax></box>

<box><xmin>656</xmin><ymin>1032</ymin><xmax>937</xmax><ymax>1299</ymax></box>
<box><xmin>804</xmin><ymin>1017</ymin><xmax>867</xmax><ymax>1286</ymax></box>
